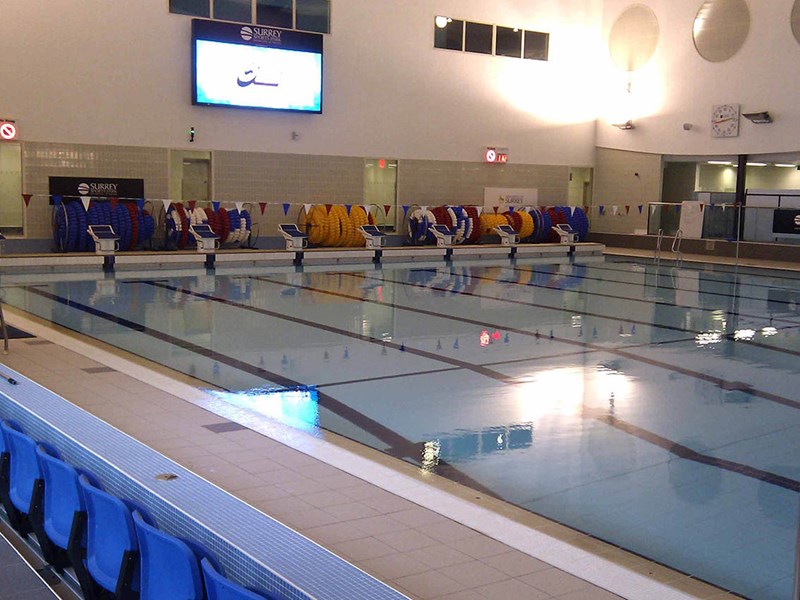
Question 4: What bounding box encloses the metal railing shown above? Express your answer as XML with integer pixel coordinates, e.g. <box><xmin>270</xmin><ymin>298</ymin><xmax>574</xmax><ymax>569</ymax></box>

<box><xmin>671</xmin><ymin>229</ymin><xmax>683</xmax><ymax>266</ymax></box>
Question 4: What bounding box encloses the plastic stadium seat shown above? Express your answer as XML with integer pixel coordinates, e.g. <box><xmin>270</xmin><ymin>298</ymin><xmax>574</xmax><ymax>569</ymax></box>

<box><xmin>0</xmin><ymin>420</ymin><xmax>23</xmax><ymax>526</ymax></box>
<box><xmin>36</xmin><ymin>446</ymin><xmax>100</xmax><ymax>599</ymax></box>
<box><xmin>132</xmin><ymin>510</ymin><xmax>204</xmax><ymax>600</ymax></box>
<box><xmin>78</xmin><ymin>474</ymin><xmax>141</xmax><ymax>599</ymax></box>
<box><xmin>0</xmin><ymin>420</ymin><xmax>42</xmax><ymax>536</ymax></box>
<box><xmin>201</xmin><ymin>557</ymin><xmax>274</xmax><ymax>600</ymax></box>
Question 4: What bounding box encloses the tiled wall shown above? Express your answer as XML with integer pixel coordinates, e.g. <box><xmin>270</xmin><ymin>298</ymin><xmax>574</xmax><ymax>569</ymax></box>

<box><xmin>22</xmin><ymin>143</ymin><xmax>169</xmax><ymax>239</ymax></box>
<box><xmin>592</xmin><ymin>147</ymin><xmax>661</xmax><ymax>234</ymax></box>
<box><xmin>20</xmin><ymin>142</ymin><xmax>575</xmax><ymax>241</ymax></box>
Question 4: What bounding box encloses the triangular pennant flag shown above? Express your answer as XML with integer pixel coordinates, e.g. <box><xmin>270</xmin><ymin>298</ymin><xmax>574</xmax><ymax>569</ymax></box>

<box><xmin>187</xmin><ymin>200</ymin><xmax>196</xmax><ymax>211</ymax></box>
<box><xmin>676</xmin><ymin>205</ymin><xmax>681</xmax><ymax>213</ymax></box>
<box><xmin>53</xmin><ymin>195</ymin><xmax>62</xmax><ymax>207</ymax></box>
<box><xmin>476</xmin><ymin>206</ymin><xmax>483</xmax><ymax>216</ymax></box>
<box><xmin>420</xmin><ymin>205</ymin><xmax>428</xmax><ymax>213</ymax></box>
<box><xmin>363</xmin><ymin>204</ymin><xmax>372</xmax><ymax>215</ymax></box>
<box><xmin>508</xmin><ymin>206</ymin><xmax>514</xmax><ymax>214</ymax></box>
<box><xmin>571</xmin><ymin>206</ymin><xmax>577</xmax><ymax>216</ymax></box>
<box><xmin>383</xmin><ymin>205</ymin><xmax>391</xmax><ymax>216</ymax></box>
<box><xmin>136</xmin><ymin>198</ymin><xmax>144</xmax><ymax>211</ymax></box>
<box><xmin>304</xmin><ymin>203</ymin><xmax>312</xmax><ymax>213</ymax></box>
<box><xmin>110</xmin><ymin>196</ymin><xmax>119</xmax><ymax>211</ymax></box>
<box><xmin>81</xmin><ymin>196</ymin><xmax>91</xmax><ymax>212</ymax></box>
<box><xmin>700</xmin><ymin>203</ymin><xmax>705</xmax><ymax>212</ymax></box>
<box><xmin>281</xmin><ymin>203</ymin><xmax>289</xmax><ymax>215</ymax></box>
<box><xmin>325</xmin><ymin>204</ymin><xmax>332</xmax><ymax>214</ymax></box>
<box><xmin>625</xmin><ymin>205</ymin><xmax>630</xmax><ymax>215</ymax></box>
<box><xmin>650</xmin><ymin>205</ymin><xmax>657</xmax><ymax>214</ymax></box>
<box><xmin>611</xmin><ymin>205</ymin><xmax>619</xmax><ymax>216</ymax></box>
<box><xmin>22</xmin><ymin>193</ymin><xmax>32</xmax><ymax>207</ymax></box>
<box><xmin>235</xmin><ymin>202</ymin><xmax>244</xmax><ymax>212</ymax></box>
<box><xmin>163</xmin><ymin>199</ymin><xmax>172</xmax><ymax>213</ymax></box>
<box><xmin>402</xmin><ymin>205</ymin><xmax>410</xmax><ymax>217</ymax></box>
<box><xmin>212</xmin><ymin>201</ymin><xmax>220</xmax><ymax>212</ymax></box>
<box><xmin>345</xmin><ymin>204</ymin><xmax>352</xmax><ymax>215</ymax></box>
<box><xmin>599</xmin><ymin>205</ymin><xmax>605</xmax><ymax>215</ymax></box>
<box><xmin>721</xmin><ymin>204</ymin><xmax>727</xmax><ymax>212</ymax></box>
<box><xmin>638</xmin><ymin>205</ymin><xmax>643</xmax><ymax>214</ymax></box>
<box><xmin>493</xmin><ymin>206</ymin><xmax>499</xmax><ymax>214</ymax></box>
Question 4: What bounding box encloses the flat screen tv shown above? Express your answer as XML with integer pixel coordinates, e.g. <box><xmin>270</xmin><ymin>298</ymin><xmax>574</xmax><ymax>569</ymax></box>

<box><xmin>192</xmin><ymin>19</ymin><xmax>323</xmax><ymax>113</ymax></box>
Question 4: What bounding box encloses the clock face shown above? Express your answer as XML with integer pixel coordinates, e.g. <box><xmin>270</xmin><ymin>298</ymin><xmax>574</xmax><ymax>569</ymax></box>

<box><xmin>711</xmin><ymin>104</ymin><xmax>740</xmax><ymax>138</ymax></box>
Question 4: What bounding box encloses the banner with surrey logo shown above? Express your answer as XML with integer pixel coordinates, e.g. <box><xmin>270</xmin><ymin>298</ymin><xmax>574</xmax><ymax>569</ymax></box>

<box><xmin>48</xmin><ymin>177</ymin><xmax>145</xmax><ymax>203</ymax></box>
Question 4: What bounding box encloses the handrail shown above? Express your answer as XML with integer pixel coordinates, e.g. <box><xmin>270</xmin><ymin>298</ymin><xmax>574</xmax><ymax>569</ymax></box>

<box><xmin>671</xmin><ymin>229</ymin><xmax>683</xmax><ymax>266</ymax></box>
<box><xmin>654</xmin><ymin>228</ymin><xmax>664</xmax><ymax>263</ymax></box>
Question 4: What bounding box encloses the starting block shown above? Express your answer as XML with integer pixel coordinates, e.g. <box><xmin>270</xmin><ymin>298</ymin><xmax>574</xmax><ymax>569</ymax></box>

<box><xmin>552</xmin><ymin>223</ymin><xmax>579</xmax><ymax>244</ymax></box>
<box><xmin>87</xmin><ymin>225</ymin><xmax>119</xmax><ymax>254</ymax></box>
<box><xmin>190</xmin><ymin>223</ymin><xmax>219</xmax><ymax>253</ymax></box>
<box><xmin>279</xmin><ymin>224</ymin><xmax>308</xmax><ymax>250</ymax></box>
<box><xmin>359</xmin><ymin>224</ymin><xmax>387</xmax><ymax>249</ymax></box>
<box><xmin>493</xmin><ymin>224</ymin><xmax>519</xmax><ymax>246</ymax></box>
<box><xmin>429</xmin><ymin>224</ymin><xmax>455</xmax><ymax>247</ymax></box>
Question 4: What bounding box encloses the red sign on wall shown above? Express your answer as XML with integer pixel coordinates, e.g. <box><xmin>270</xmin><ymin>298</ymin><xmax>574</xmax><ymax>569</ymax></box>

<box><xmin>0</xmin><ymin>120</ymin><xmax>17</xmax><ymax>141</ymax></box>
<box><xmin>484</xmin><ymin>147</ymin><xmax>508</xmax><ymax>164</ymax></box>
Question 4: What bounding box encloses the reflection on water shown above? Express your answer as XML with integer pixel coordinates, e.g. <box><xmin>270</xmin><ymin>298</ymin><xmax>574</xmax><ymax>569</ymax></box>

<box><xmin>208</xmin><ymin>386</ymin><xmax>320</xmax><ymax>434</ymax></box>
<box><xmin>422</xmin><ymin>423</ymin><xmax>534</xmax><ymax>472</ymax></box>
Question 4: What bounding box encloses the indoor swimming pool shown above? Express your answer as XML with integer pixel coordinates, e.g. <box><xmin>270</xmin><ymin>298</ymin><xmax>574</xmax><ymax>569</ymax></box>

<box><xmin>1</xmin><ymin>256</ymin><xmax>798</xmax><ymax>600</ymax></box>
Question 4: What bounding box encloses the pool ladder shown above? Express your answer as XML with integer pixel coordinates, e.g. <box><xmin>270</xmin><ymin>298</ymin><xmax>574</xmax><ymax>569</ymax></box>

<box><xmin>654</xmin><ymin>228</ymin><xmax>683</xmax><ymax>267</ymax></box>
<box><xmin>0</xmin><ymin>303</ymin><xmax>7</xmax><ymax>354</ymax></box>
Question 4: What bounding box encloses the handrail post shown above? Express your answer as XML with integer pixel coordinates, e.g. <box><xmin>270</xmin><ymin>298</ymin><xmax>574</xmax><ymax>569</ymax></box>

<box><xmin>654</xmin><ymin>228</ymin><xmax>663</xmax><ymax>263</ymax></box>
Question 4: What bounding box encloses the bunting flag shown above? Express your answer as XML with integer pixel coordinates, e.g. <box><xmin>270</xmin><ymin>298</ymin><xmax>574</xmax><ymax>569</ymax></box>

<box><xmin>304</xmin><ymin>203</ymin><xmax>312</xmax><ymax>214</ymax></box>
<box><xmin>187</xmin><ymin>200</ymin><xmax>196</xmax><ymax>211</ymax></box>
<box><xmin>611</xmin><ymin>205</ymin><xmax>619</xmax><ymax>216</ymax></box>
<box><xmin>700</xmin><ymin>204</ymin><xmax>705</xmax><ymax>212</ymax></box>
<box><xmin>345</xmin><ymin>204</ymin><xmax>352</xmax><ymax>215</ymax></box>
<box><xmin>493</xmin><ymin>206</ymin><xmax>499</xmax><ymax>214</ymax></box>
<box><xmin>599</xmin><ymin>205</ymin><xmax>605</xmax><ymax>215</ymax></box>
<box><xmin>281</xmin><ymin>203</ymin><xmax>289</xmax><ymax>215</ymax></box>
<box><xmin>650</xmin><ymin>204</ymin><xmax>657</xmax><ymax>214</ymax></box>
<box><xmin>325</xmin><ymin>203</ymin><xmax>332</xmax><ymax>214</ymax></box>
<box><xmin>136</xmin><ymin>198</ymin><xmax>145</xmax><ymax>211</ymax></box>
<box><xmin>22</xmin><ymin>194</ymin><xmax>32</xmax><ymax>207</ymax></box>
<box><xmin>383</xmin><ymin>205</ymin><xmax>391</xmax><ymax>216</ymax></box>
<box><xmin>476</xmin><ymin>206</ymin><xmax>483</xmax><ymax>216</ymax></box>
<box><xmin>234</xmin><ymin>202</ymin><xmax>243</xmax><ymax>212</ymax></box>
<box><xmin>212</xmin><ymin>201</ymin><xmax>220</xmax><ymax>212</ymax></box>
<box><xmin>638</xmin><ymin>205</ymin><xmax>643</xmax><ymax>214</ymax></box>
<box><xmin>81</xmin><ymin>196</ymin><xmax>91</xmax><ymax>212</ymax></box>
<box><xmin>420</xmin><ymin>205</ymin><xmax>428</xmax><ymax>213</ymax></box>
<box><xmin>110</xmin><ymin>196</ymin><xmax>119</xmax><ymax>211</ymax></box>
<box><xmin>163</xmin><ymin>199</ymin><xmax>172</xmax><ymax>213</ymax></box>
<box><xmin>571</xmin><ymin>206</ymin><xmax>577</xmax><ymax>216</ymax></box>
<box><xmin>362</xmin><ymin>204</ymin><xmax>372</xmax><ymax>215</ymax></box>
<box><xmin>721</xmin><ymin>204</ymin><xmax>727</xmax><ymax>212</ymax></box>
<box><xmin>675</xmin><ymin>205</ymin><xmax>682</xmax><ymax>213</ymax></box>
<box><xmin>508</xmin><ymin>206</ymin><xmax>514</xmax><ymax>214</ymax></box>
<box><xmin>402</xmin><ymin>205</ymin><xmax>409</xmax><ymax>217</ymax></box>
<box><xmin>583</xmin><ymin>205</ymin><xmax>589</xmax><ymax>214</ymax></box>
<box><xmin>625</xmin><ymin>205</ymin><xmax>630</xmax><ymax>215</ymax></box>
<box><xmin>53</xmin><ymin>195</ymin><xmax>62</xmax><ymax>207</ymax></box>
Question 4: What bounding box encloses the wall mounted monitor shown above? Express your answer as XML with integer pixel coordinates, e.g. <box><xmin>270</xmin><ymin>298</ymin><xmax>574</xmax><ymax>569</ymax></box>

<box><xmin>192</xmin><ymin>19</ymin><xmax>323</xmax><ymax>113</ymax></box>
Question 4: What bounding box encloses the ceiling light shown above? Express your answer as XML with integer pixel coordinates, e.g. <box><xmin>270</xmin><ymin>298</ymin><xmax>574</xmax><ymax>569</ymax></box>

<box><xmin>742</xmin><ymin>111</ymin><xmax>772</xmax><ymax>124</ymax></box>
<box><xmin>707</xmin><ymin>161</ymin><xmax>732</xmax><ymax>165</ymax></box>
<box><xmin>746</xmin><ymin>162</ymin><xmax>767</xmax><ymax>167</ymax></box>
<box><xmin>775</xmin><ymin>163</ymin><xmax>796</xmax><ymax>168</ymax></box>
<box><xmin>435</xmin><ymin>15</ymin><xmax>450</xmax><ymax>28</ymax></box>
<box><xmin>612</xmin><ymin>120</ymin><xmax>635</xmax><ymax>130</ymax></box>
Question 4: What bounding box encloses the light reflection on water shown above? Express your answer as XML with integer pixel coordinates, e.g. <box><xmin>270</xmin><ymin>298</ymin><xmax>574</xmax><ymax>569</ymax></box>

<box><xmin>207</xmin><ymin>386</ymin><xmax>320</xmax><ymax>434</ymax></box>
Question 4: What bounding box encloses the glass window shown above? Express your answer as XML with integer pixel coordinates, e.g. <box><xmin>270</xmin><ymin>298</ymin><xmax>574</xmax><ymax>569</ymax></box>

<box><xmin>524</xmin><ymin>31</ymin><xmax>549</xmax><ymax>60</ymax></box>
<box><xmin>296</xmin><ymin>0</ymin><xmax>330</xmax><ymax>33</ymax></box>
<box><xmin>214</xmin><ymin>0</ymin><xmax>251</xmax><ymax>22</ymax></box>
<box><xmin>434</xmin><ymin>17</ymin><xmax>463</xmax><ymax>51</ymax></box>
<box><xmin>170</xmin><ymin>0</ymin><xmax>210</xmax><ymax>17</ymax></box>
<box><xmin>495</xmin><ymin>26</ymin><xmax>522</xmax><ymax>57</ymax></box>
<box><xmin>257</xmin><ymin>0</ymin><xmax>292</xmax><ymax>28</ymax></box>
<box><xmin>465</xmin><ymin>22</ymin><xmax>493</xmax><ymax>55</ymax></box>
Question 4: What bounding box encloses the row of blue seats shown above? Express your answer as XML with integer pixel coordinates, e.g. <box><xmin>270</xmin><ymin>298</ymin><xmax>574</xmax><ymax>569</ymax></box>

<box><xmin>0</xmin><ymin>418</ymin><xmax>277</xmax><ymax>600</ymax></box>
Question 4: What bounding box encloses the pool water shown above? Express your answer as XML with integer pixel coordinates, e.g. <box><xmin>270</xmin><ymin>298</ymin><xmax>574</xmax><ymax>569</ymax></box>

<box><xmin>3</xmin><ymin>256</ymin><xmax>799</xmax><ymax>600</ymax></box>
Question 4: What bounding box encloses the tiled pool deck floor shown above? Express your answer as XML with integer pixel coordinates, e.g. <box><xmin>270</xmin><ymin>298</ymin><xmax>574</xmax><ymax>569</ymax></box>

<box><xmin>0</xmin><ymin>305</ymin><xmax>736</xmax><ymax>600</ymax></box>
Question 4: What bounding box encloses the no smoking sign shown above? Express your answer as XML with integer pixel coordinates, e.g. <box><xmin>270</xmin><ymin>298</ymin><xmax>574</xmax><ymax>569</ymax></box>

<box><xmin>0</xmin><ymin>121</ymin><xmax>17</xmax><ymax>141</ymax></box>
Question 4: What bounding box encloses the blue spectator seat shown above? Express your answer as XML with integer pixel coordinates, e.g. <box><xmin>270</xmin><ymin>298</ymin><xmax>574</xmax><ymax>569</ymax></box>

<box><xmin>36</xmin><ymin>445</ymin><xmax>100</xmax><ymax>599</ymax></box>
<box><xmin>132</xmin><ymin>510</ymin><xmax>204</xmax><ymax>599</ymax></box>
<box><xmin>1</xmin><ymin>420</ymin><xmax>43</xmax><ymax>537</ymax></box>
<box><xmin>0</xmin><ymin>419</ymin><xmax>25</xmax><ymax>531</ymax></box>
<box><xmin>78</xmin><ymin>473</ymin><xmax>141</xmax><ymax>600</ymax></box>
<box><xmin>202</xmin><ymin>557</ymin><xmax>274</xmax><ymax>600</ymax></box>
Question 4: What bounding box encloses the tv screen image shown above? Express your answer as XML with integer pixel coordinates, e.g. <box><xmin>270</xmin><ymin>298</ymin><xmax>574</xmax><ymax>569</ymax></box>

<box><xmin>195</xmin><ymin>40</ymin><xmax>322</xmax><ymax>112</ymax></box>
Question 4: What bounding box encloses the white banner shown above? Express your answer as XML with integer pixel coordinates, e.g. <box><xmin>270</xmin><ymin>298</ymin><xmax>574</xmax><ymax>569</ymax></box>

<box><xmin>484</xmin><ymin>187</ymin><xmax>539</xmax><ymax>209</ymax></box>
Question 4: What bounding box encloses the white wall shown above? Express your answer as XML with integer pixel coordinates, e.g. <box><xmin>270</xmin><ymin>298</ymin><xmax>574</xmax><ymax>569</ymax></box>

<box><xmin>597</xmin><ymin>0</ymin><xmax>800</xmax><ymax>156</ymax></box>
<box><xmin>0</xmin><ymin>0</ymin><xmax>601</xmax><ymax>166</ymax></box>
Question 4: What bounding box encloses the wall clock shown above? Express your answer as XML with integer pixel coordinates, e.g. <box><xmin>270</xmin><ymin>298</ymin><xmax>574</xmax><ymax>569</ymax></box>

<box><xmin>711</xmin><ymin>103</ymin><xmax>740</xmax><ymax>137</ymax></box>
